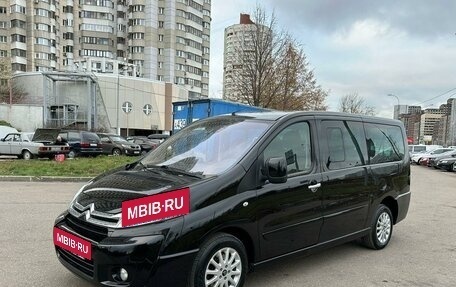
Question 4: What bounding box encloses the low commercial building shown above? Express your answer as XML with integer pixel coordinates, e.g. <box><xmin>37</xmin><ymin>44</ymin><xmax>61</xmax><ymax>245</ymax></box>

<box><xmin>0</xmin><ymin>72</ymin><xmax>188</xmax><ymax>136</ymax></box>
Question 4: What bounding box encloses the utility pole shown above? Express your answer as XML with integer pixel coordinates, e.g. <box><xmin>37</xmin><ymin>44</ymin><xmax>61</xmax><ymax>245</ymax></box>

<box><xmin>116</xmin><ymin>74</ymin><xmax>120</xmax><ymax>135</ymax></box>
<box><xmin>388</xmin><ymin>93</ymin><xmax>400</xmax><ymax>119</ymax></box>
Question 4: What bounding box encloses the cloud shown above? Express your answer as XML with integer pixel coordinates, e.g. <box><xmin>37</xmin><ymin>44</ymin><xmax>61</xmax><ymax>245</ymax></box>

<box><xmin>263</xmin><ymin>0</ymin><xmax>456</xmax><ymax>39</ymax></box>
<box><xmin>209</xmin><ymin>1</ymin><xmax>456</xmax><ymax>119</ymax></box>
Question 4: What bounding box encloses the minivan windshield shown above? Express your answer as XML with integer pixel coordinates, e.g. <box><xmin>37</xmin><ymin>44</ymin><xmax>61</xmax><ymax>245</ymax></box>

<box><xmin>141</xmin><ymin>117</ymin><xmax>271</xmax><ymax>176</ymax></box>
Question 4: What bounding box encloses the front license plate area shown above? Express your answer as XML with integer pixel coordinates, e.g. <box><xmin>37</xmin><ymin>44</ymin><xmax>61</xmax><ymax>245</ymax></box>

<box><xmin>53</xmin><ymin>227</ymin><xmax>92</xmax><ymax>260</ymax></box>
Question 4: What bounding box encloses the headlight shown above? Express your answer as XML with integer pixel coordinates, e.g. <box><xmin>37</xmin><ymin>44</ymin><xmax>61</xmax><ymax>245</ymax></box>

<box><xmin>121</xmin><ymin>144</ymin><xmax>129</xmax><ymax>148</ymax></box>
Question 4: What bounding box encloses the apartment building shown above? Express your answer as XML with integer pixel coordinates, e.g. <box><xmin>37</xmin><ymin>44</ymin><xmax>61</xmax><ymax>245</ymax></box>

<box><xmin>222</xmin><ymin>13</ymin><xmax>259</xmax><ymax>99</ymax></box>
<box><xmin>0</xmin><ymin>0</ymin><xmax>211</xmax><ymax>98</ymax></box>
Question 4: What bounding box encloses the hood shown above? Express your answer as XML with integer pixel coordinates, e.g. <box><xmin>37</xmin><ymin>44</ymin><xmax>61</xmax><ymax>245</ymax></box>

<box><xmin>32</xmin><ymin>128</ymin><xmax>61</xmax><ymax>142</ymax></box>
<box><xmin>74</xmin><ymin>168</ymin><xmax>200</xmax><ymax>214</ymax></box>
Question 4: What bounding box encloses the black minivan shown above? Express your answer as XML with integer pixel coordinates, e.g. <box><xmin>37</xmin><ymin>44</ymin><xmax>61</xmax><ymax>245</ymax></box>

<box><xmin>53</xmin><ymin>112</ymin><xmax>411</xmax><ymax>287</ymax></box>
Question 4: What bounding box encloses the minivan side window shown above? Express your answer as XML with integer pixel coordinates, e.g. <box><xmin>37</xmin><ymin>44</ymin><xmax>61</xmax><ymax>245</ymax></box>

<box><xmin>323</xmin><ymin>121</ymin><xmax>366</xmax><ymax>170</ymax></box>
<box><xmin>263</xmin><ymin>122</ymin><xmax>312</xmax><ymax>174</ymax></box>
<box><xmin>365</xmin><ymin>123</ymin><xmax>405</xmax><ymax>164</ymax></box>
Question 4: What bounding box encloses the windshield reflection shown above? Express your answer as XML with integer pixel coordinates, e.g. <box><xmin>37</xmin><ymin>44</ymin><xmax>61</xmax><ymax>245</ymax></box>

<box><xmin>141</xmin><ymin>117</ymin><xmax>270</xmax><ymax>176</ymax></box>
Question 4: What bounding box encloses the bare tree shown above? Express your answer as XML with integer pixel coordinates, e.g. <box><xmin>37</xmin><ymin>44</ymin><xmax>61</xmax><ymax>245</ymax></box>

<box><xmin>339</xmin><ymin>93</ymin><xmax>376</xmax><ymax>116</ymax></box>
<box><xmin>0</xmin><ymin>57</ymin><xmax>28</xmax><ymax>104</ymax></box>
<box><xmin>224</xmin><ymin>6</ymin><xmax>327</xmax><ymax>111</ymax></box>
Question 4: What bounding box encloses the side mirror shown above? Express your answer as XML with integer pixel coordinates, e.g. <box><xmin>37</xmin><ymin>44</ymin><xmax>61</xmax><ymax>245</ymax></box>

<box><xmin>263</xmin><ymin>157</ymin><xmax>287</xmax><ymax>184</ymax></box>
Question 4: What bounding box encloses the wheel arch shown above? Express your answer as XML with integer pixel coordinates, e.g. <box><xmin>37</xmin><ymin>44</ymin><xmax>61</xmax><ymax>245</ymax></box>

<box><xmin>21</xmin><ymin>149</ymin><xmax>34</xmax><ymax>157</ymax></box>
<box><xmin>381</xmin><ymin>196</ymin><xmax>398</xmax><ymax>224</ymax></box>
<box><xmin>211</xmin><ymin>227</ymin><xmax>255</xmax><ymax>266</ymax></box>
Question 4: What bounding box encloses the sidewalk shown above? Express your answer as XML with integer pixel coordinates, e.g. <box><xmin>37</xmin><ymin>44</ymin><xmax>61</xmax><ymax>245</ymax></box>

<box><xmin>0</xmin><ymin>175</ymin><xmax>92</xmax><ymax>182</ymax></box>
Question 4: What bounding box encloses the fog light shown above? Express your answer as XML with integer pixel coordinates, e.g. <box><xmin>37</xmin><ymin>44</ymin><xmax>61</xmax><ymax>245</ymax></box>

<box><xmin>119</xmin><ymin>268</ymin><xmax>128</xmax><ymax>282</ymax></box>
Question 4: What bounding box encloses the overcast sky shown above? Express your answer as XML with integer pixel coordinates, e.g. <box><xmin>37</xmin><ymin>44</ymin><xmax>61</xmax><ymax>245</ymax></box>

<box><xmin>208</xmin><ymin>0</ymin><xmax>456</xmax><ymax>118</ymax></box>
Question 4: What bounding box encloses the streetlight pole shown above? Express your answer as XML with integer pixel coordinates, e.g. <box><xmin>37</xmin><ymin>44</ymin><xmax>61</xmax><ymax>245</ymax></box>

<box><xmin>116</xmin><ymin>73</ymin><xmax>120</xmax><ymax>135</ymax></box>
<box><xmin>388</xmin><ymin>94</ymin><xmax>400</xmax><ymax>119</ymax></box>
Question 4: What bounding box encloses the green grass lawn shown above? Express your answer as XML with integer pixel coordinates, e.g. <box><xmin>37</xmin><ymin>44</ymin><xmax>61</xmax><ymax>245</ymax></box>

<box><xmin>0</xmin><ymin>156</ymin><xmax>138</xmax><ymax>177</ymax></box>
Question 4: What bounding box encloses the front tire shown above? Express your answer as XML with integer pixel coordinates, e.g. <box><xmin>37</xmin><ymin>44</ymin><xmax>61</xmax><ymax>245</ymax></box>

<box><xmin>362</xmin><ymin>204</ymin><xmax>393</xmax><ymax>250</ymax></box>
<box><xmin>189</xmin><ymin>233</ymin><xmax>247</xmax><ymax>287</ymax></box>
<box><xmin>112</xmin><ymin>148</ymin><xmax>122</xmax><ymax>156</ymax></box>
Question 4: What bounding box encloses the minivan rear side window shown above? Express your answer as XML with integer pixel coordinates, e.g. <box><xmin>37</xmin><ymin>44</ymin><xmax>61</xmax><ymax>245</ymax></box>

<box><xmin>323</xmin><ymin>121</ymin><xmax>366</xmax><ymax>170</ymax></box>
<box><xmin>263</xmin><ymin>122</ymin><xmax>312</xmax><ymax>174</ymax></box>
<box><xmin>365</xmin><ymin>123</ymin><xmax>405</xmax><ymax>164</ymax></box>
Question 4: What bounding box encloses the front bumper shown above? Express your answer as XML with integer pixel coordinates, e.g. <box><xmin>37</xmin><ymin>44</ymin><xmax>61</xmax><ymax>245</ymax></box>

<box><xmin>123</xmin><ymin>148</ymin><xmax>141</xmax><ymax>156</ymax></box>
<box><xmin>54</xmin><ymin>213</ymin><xmax>196</xmax><ymax>287</ymax></box>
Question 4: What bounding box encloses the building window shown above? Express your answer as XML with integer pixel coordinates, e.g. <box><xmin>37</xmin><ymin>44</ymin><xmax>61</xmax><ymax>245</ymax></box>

<box><xmin>0</xmin><ymin>36</ymin><xmax>7</xmax><ymax>43</ymax></box>
<box><xmin>0</xmin><ymin>50</ymin><xmax>7</xmax><ymax>57</ymax></box>
<box><xmin>11</xmin><ymin>34</ymin><xmax>26</xmax><ymax>43</ymax></box>
<box><xmin>10</xmin><ymin>5</ymin><xmax>26</xmax><ymax>14</ymax></box>
<box><xmin>175</xmin><ymin>77</ymin><xmax>185</xmax><ymax>85</ymax></box>
<box><xmin>158</xmin><ymin>7</ymin><xmax>164</xmax><ymax>14</ymax></box>
<box><xmin>0</xmin><ymin>21</ymin><xmax>8</xmax><ymax>29</ymax></box>
<box><xmin>157</xmin><ymin>75</ymin><xmax>163</xmax><ymax>81</ymax></box>
<box><xmin>130</xmin><ymin>33</ymin><xmax>144</xmax><ymax>40</ymax></box>
<box><xmin>158</xmin><ymin>48</ymin><xmax>163</xmax><ymax>55</ymax></box>
<box><xmin>158</xmin><ymin>21</ymin><xmax>164</xmax><ymax>28</ymax></box>
<box><xmin>158</xmin><ymin>61</ymin><xmax>163</xmax><ymax>68</ymax></box>
<box><xmin>35</xmin><ymin>8</ymin><xmax>50</xmax><ymax>17</ymax></box>
<box><xmin>11</xmin><ymin>20</ymin><xmax>25</xmax><ymax>29</ymax></box>
<box><xmin>0</xmin><ymin>7</ymin><xmax>7</xmax><ymax>14</ymax></box>
<box><xmin>63</xmin><ymin>19</ymin><xmax>73</xmax><ymax>27</ymax></box>
<box><xmin>158</xmin><ymin>34</ymin><xmax>164</xmax><ymax>41</ymax></box>
<box><xmin>11</xmin><ymin>49</ymin><xmax>26</xmax><ymax>57</ymax></box>
<box><xmin>129</xmin><ymin>18</ymin><xmax>145</xmax><ymax>26</ymax></box>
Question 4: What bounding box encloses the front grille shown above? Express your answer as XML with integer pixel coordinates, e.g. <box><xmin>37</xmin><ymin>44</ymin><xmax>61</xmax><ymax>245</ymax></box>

<box><xmin>66</xmin><ymin>214</ymin><xmax>108</xmax><ymax>242</ymax></box>
<box><xmin>57</xmin><ymin>247</ymin><xmax>94</xmax><ymax>278</ymax></box>
<box><xmin>69</xmin><ymin>200</ymin><xmax>122</xmax><ymax>229</ymax></box>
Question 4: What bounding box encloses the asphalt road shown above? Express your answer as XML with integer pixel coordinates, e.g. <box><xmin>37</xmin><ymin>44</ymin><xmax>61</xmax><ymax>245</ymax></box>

<box><xmin>0</xmin><ymin>165</ymin><xmax>455</xmax><ymax>287</ymax></box>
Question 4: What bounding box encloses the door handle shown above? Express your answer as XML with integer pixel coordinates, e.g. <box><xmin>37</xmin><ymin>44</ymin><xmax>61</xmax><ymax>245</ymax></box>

<box><xmin>308</xmin><ymin>183</ymin><xmax>321</xmax><ymax>192</ymax></box>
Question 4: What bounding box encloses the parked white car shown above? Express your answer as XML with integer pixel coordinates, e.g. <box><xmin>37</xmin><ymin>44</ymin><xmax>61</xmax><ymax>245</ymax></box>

<box><xmin>0</xmin><ymin>129</ymin><xmax>70</xmax><ymax>160</ymax></box>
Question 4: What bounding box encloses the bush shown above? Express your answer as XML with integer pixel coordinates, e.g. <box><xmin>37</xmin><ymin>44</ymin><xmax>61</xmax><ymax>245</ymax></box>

<box><xmin>0</xmin><ymin>120</ymin><xmax>13</xmax><ymax>128</ymax></box>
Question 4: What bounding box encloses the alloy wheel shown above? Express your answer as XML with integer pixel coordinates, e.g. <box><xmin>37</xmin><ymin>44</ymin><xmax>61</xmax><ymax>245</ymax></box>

<box><xmin>376</xmin><ymin>212</ymin><xmax>392</xmax><ymax>244</ymax></box>
<box><xmin>204</xmin><ymin>247</ymin><xmax>242</xmax><ymax>287</ymax></box>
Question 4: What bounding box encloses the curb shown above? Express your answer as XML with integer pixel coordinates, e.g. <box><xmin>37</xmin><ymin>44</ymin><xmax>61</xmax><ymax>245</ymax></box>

<box><xmin>0</xmin><ymin>176</ymin><xmax>92</xmax><ymax>182</ymax></box>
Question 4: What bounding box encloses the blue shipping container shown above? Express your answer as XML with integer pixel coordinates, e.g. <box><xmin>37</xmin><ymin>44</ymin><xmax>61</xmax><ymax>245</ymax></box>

<box><xmin>172</xmin><ymin>99</ymin><xmax>267</xmax><ymax>132</ymax></box>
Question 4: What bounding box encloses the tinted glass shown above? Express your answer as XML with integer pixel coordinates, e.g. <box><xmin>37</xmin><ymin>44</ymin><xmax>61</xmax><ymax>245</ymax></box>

<box><xmin>323</xmin><ymin>121</ymin><xmax>366</xmax><ymax>170</ymax></box>
<box><xmin>263</xmin><ymin>122</ymin><xmax>312</xmax><ymax>174</ymax></box>
<box><xmin>82</xmin><ymin>132</ymin><xmax>100</xmax><ymax>142</ymax></box>
<box><xmin>365</xmin><ymin>123</ymin><xmax>405</xmax><ymax>164</ymax></box>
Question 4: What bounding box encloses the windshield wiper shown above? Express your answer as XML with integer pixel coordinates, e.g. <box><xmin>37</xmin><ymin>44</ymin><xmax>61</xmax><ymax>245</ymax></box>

<box><xmin>157</xmin><ymin>165</ymin><xmax>204</xmax><ymax>179</ymax></box>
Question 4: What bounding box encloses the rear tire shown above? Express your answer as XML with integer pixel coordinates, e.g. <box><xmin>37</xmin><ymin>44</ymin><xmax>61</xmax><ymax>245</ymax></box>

<box><xmin>188</xmin><ymin>233</ymin><xmax>247</xmax><ymax>287</ymax></box>
<box><xmin>22</xmin><ymin>150</ymin><xmax>33</xmax><ymax>160</ymax></box>
<box><xmin>362</xmin><ymin>204</ymin><xmax>393</xmax><ymax>250</ymax></box>
<box><xmin>68</xmin><ymin>150</ymin><xmax>76</xmax><ymax>159</ymax></box>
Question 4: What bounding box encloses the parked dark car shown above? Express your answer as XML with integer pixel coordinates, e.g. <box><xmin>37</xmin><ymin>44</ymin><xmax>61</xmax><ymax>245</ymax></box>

<box><xmin>53</xmin><ymin>112</ymin><xmax>410</xmax><ymax>287</ymax></box>
<box><xmin>98</xmin><ymin>133</ymin><xmax>141</xmax><ymax>156</ymax></box>
<box><xmin>436</xmin><ymin>154</ymin><xmax>456</xmax><ymax>171</ymax></box>
<box><xmin>126</xmin><ymin>136</ymin><xmax>158</xmax><ymax>154</ymax></box>
<box><xmin>147</xmin><ymin>133</ymin><xmax>169</xmax><ymax>143</ymax></box>
<box><xmin>58</xmin><ymin>130</ymin><xmax>103</xmax><ymax>158</ymax></box>
<box><xmin>427</xmin><ymin>150</ymin><xmax>456</xmax><ymax>168</ymax></box>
